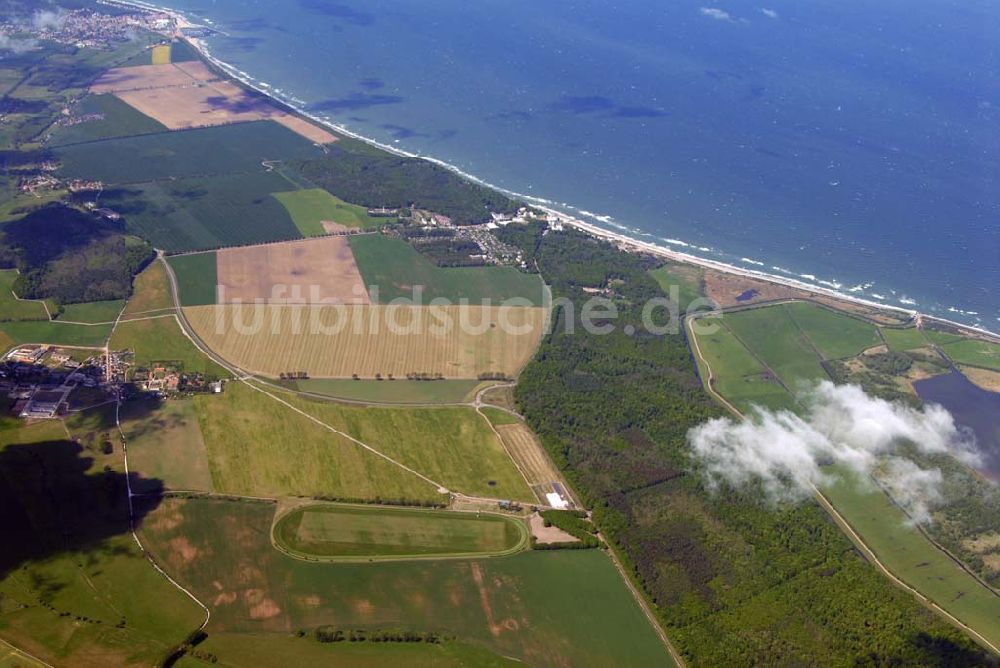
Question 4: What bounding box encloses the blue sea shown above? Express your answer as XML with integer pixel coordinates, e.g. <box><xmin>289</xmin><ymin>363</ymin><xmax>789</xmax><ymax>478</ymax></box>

<box><xmin>166</xmin><ymin>0</ymin><xmax>999</xmax><ymax>330</ymax></box>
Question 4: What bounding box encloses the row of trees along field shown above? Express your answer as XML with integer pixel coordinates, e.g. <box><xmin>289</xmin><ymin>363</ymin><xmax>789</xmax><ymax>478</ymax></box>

<box><xmin>496</xmin><ymin>222</ymin><xmax>993</xmax><ymax>666</ymax></box>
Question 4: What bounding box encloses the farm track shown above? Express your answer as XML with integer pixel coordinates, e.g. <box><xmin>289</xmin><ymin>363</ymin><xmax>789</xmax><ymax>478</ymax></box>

<box><xmin>686</xmin><ymin>313</ymin><xmax>1000</xmax><ymax>656</ymax></box>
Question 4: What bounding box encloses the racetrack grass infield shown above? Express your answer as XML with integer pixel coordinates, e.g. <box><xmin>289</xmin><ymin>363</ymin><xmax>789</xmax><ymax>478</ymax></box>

<box><xmin>821</xmin><ymin>470</ymin><xmax>1000</xmax><ymax>650</ymax></box>
<box><xmin>349</xmin><ymin>234</ymin><xmax>546</xmax><ymax>306</ymax></box>
<box><xmin>54</xmin><ymin>121</ymin><xmax>325</xmax><ymax>184</ymax></box>
<box><xmin>137</xmin><ymin>496</ymin><xmax>675</xmax><ymax>667</ymax></box>
<box><xmin>109</xmin><ymin>313</ymin><xmax>228</xmax><ymax>378</ymax></box>
<box><xmin>193</xmin><ymin>382</ymin><xmax>443</xmax><ymax>503</ymax></box>
<box><xmin>287</xmin><ymin>377</ymin><xmax>486</xmax><ymax>404</ymax></box>
<box><xmin>183</xmin><ymin>303</ymin><xmax>547</xmax><ymax>380</ymax></box>
<box><xmin>273</xmin><ymin>188</ymin><xmax>386</xmax><ymax>235</ymax></box>
<box><xmin>281</xmin><ymin>391</ymin><xmax>535</xmax><ymax>501</ymax></box>
<box><xmin>123</xmin><ymin>261</ymin><xmax>174</xmax><ymax>315</ymax></box>
<box><xmin>55</xmin><ymin>299</ymin><xmax>124</xmax><ymax>324</ymax></box>
<box><xmin>0</xmin><ymin>269</ymin><xmax>47</xmax><ymax>321</ymax></box>
<box><xmin>273</xmin><ymin>503</ymin><xmax>528</xmax><ymax>561</ymax></box>
<box><xmin>0</xmin><ymin>319</ymin><xmax>112</xmax><ymax>347</ymax></box>
<box><xmin>0</xmin><ymin>418</ymin><xmax>203</xmax><ymax>667</ymax></box>
<box><xmin>120</xmin><ymin>395</ymin><xmax>214</xmax><ymax>493</ymax></box>
<box><xmin>47</xmin><ymin>93</ymin><xmax>167</xmax><ymax>146</ymax></box>
<box><xmin>103</xmin><ymin>171</ymin><xmax>303</xmax><ymax>252</ymax></box>
<box><xmin>166</xmin><ymin>253</ymin><xmax>217</xmax><ymax>307</ymax></box>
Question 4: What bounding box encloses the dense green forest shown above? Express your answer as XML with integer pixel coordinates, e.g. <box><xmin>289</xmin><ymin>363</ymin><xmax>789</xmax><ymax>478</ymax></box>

<box><xmin>0</xmin><ymin>204</ymin><xmax>152</xmax><ymax>305</ymax></box>
<box><xmin>499</xmin><ymin>222</ymin><xmax>993</xmax><ymax>665</ymax></box>
<box><xmin>293</xmin><ymin>137</ymin><xmax>521</xmax><ymax>225</ymax></box>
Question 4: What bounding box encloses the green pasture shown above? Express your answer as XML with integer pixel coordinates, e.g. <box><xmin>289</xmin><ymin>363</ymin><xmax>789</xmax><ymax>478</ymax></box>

<box><xmin>880</xmin><ymin>327</ymin><xmax>929</xmax><ymax>351</ymax></box>
<box><xmin>783</xmin><ymin>301</ymin><xmax>881</xmax><ymax>359</ymax></box>
<box><xmin>138</xmin><ymin>497</ymin><xmax>674</xmax><ymax>668</ymax></box>
<box><xmin>120</xmin><ymin>396</ymin><xmax>214</xmax><ymax>493</ymax></box>
<box><xmin>723</xmin><ymin>304</ymin><xmax>829</xmax><ymax>387</ymax></box>
<box><xmin>47</xmin><ymin>94</ymin><xmax>167</xmax><ymax>146</ymax></box>
<box><xmin>109</xmin><ymin>313</ymin><xmax>228</xmax><ymax>377</ymax></box>
<box><xmin>349</xmin><ymin>235</ymin><xmax>546</xmax><ymax>306</ymax></box>
<box><xmin>56</xmin><ymin>299</ymin><xmax>124</xmax><ymax>324</ymax></box>
<box><xmin>0</xmin><ymin>270</ymin><xmax>47</xmax><ymax>321</ymax></box>
<box><xmin>480</xmin><ymin>406</ymin><xmax>522</xmax><ymax>426</ymax></box>
<box><xmin>938</xmin><ymin>338</ymin><xmax>1000</xmax><ymax>371</ymax></box>
<box><xmin>0</xmin><ymin>319</ymin><xmax>111</xmax><ymax>347</ymax></box>
<box><xmin>274</xmin><ymin>188</ymin><xmax>386</xmax><ymax>236</ymax></box>
<box><xmin>166</xmin><ymin>253</ymin><xmax>217</xmax><ymax>306</ymax></box>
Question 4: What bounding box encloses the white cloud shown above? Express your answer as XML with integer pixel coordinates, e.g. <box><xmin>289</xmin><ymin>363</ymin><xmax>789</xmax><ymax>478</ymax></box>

<box><xmin>32</xmin><ymin>9</ymin><xmax>67</xmax><ymax>32</ymax></box>
<box><xmin>687</xmin><ymin>382</ymin><xmax>979</xmax><ymax>523</ymax></box>
<box><xmin>700</xmin><ymin>7</ymin><xmax>733</xmax><ymax>22</ymax></box>
<box><xmin>761</xmin><ymin>8</ymin><xmax>779</xmax><ymax>19</ymax></box>
<box><xmin>0</xmin><ymin>34</ymin><xmax>38</xmax><ymax>54</ymax></box>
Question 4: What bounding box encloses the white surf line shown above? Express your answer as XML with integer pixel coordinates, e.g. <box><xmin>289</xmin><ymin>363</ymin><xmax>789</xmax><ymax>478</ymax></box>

<box><xmin>685</xmin><ymin>314</ymin><xmax>1000</xmax><ymax>656</ymax></box>
<box><xmin>114</xmin><ymin>397</ymin><xmax>212</xmax><ymax>630</ymax></box>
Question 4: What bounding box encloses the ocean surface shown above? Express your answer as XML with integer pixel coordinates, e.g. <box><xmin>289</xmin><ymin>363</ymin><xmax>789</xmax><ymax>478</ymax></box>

<box><xmin>165</xmin><ymin>0</ymin><xmax>998</xmax><ymax>330</ymax></box>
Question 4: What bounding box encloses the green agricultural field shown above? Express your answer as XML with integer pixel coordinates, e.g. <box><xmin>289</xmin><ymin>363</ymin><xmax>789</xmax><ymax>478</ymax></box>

<box><xmin>55</xmin><ymin>121</ymin><xmax>325</xmax><ymax>184</ymax></box>
<box><xmin>923</xmin><ymin>329</ymin><xmax>969</xmax><ymax>347</ymax></box>
<box><xmin>109</xmin><ymin>314</ymin><xmax>228</xmax><ymax>377</ymax></box>
<box><xmin>938</xmin><ymin>338</ymin><xmax>1000</xmax><ymax>371</ymax></box>
<box><xmin>349</xmin><ymin>235</ymin><xmax>546</xmax><ymax>306</ymax></box>
<box><xmin>273</xmin><ymin>504</ymin><xmax>528</xmax><ymax>560</ymax></box>
<box><xmin>138</xmin><ymin>497</ymin><xmax>674</xmax><ymax>668</ymax></box>
<box><xmin>285</xmin><ymin>394</ymin><xmax>535</xmax><ymax>501</ymax></box>
<box><xmin>692</xmin><ymin>322</ymin><xmax>796</xmax><ymax>413</ymax></box>
<box><xmin>166</xmin><ymin>253</ymin><xmax>217</xmax><ymax>306</ymax></box>
<box><xmin>120</xmin><ymin>396</ymin><xmax>214</xmax><ymax>493</ymax></box>
<box><xmin>0</xmin><ymin>269</ymin><xmax>47</xmax><ymax>321</ymax></box>
<box><xmin>104</xmin><ymin>171</ymin><xmax>302</xmax><ymax>252</ymax></box>
<box><xmin>172</xmin><ymin>633</ymin><xmax>520</xmax><ymax>668</ymax></box>
<box><xmin>783</xmin><ymin>301</ymin><xmax>881</xmax><ymax>359</ymax></box>
<box><xmin>273</xmin><ymin>188</ymin><xmax>386</xmax><ymax>236</ymax></box>
<box><xmin>881</xmin><ymin>327</ymin><xmax>929</xmax><ymax>351</ymax></box>
<box><xmin>124</xmin><ymin>261</ymin><xmax>174</xmax><ymax>315</ymax></box>
<box><xmin>289</xmin><ymin>378</ymin><xmax>485</xmax><ymax>404</ymax></box>
<box><xmin>47</xmin><ymin>94</ymin><xmax>167</xmax><ymax>146</ymax></box>
<box><xmin>480</xmin><ymin>406</ymin><xmax>522</xmax><ymax>426</ymax></box>
<box><xmin>56</xmin><ymin>299</ymin><xmax>124</xmax><ymax>324</ymax></box>
<box><xmin>724</xmin><ymin>304</ymin><xmax>829</xmax><ymax>387</ymax></box>
<box><xmin>194</xmin><ymin>382</ymin><xmax>443</xmax><ymax>503</ymax></box>
<box><xmin>822</xmin><ymin>473</ymin><xmax>1000</xmax><ymax>650</ymax></box>
<box><xmin>0</xmin><ymin>319</ymin><xmax>111</xmax><ymax>347</ymax></box>
<box><xmin>0</xmin><ymin>418</ymin><xmax>204</xmax><ymax>667</ymax></box>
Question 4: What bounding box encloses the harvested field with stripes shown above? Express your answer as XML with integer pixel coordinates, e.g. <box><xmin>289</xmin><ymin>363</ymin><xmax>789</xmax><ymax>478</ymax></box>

<box><xmin>215</xmin><ymin>236</ymin><xmax>369</xmax><ymax>305</ymax></box>
<box><xmin>494</xmin><ymin>422</ymin><xmax>566</xmax><ymax>503</ymax></box>
<box><xmin>92</xmin><ymin>61</ymin><xmax>337</xmax><ymax>144</ymax></box>
<box><xmin>184</xmin><ymin>304</ymin><xmax>547</xmax><ymax>379</ymax></box>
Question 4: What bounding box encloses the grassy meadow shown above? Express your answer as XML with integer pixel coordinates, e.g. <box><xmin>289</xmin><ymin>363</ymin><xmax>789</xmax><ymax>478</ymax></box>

<box><xmin>349</xmin><ymin>235</ymin><xmax>546</xmax><ymax>306</ymax></box>
<box><xmin>193</xmin><ymin>382</ymin><xmax>443</xmax><ymax>503</ymax></box>
<box><xmin>47</xmin><ymin>93</ymin><xmax>167</xmax><ymax>146</ymax></box>
<box><xmin>0</xmin><ymin>417</ymin><xmax>203</xmax><ymax>667</ymax></box>
<box><xmin>937</xmin><ymin>338</ymin><xmax>1000</xmax><ymax>371</ymax></box>
<box><xmin>0</xmin><ymin>319</ymin><xmax>111</xmax><ymax>347</ymax></box>
<box><xmin>273</xmin><ymin>504</ymin><xmax>528</xmax><ymax>560</ymax></box>
<box><xmin>166</xmin><ymin>253</ymin><xmax>217</xmax><ymax>307</ymax></box>
<box><xmin>274</xmin><ymin>188</ymin><xmax>386</xmax><ymax>235</ymax></box>
<box><xmin>723</xmin><ymin>304</ymin><xmax>829</xmax><ymax>386</ymax></box>
<box><xmin>138</xmin><ymin>496</ymin><xmax>674</xmax><ymax>668</ymax></box>
<box><xmin>881</xmin><ymin>326</ymin><xmax>929</xmax><ymax>351</ymax></box>
<box><xmin>120</xmin><ymin>396</ymin><xmax>214</xmax><ymax>493</ymax></box>
<box><xmin>289</xmin><ymin>378</ymin><xmax>485</xmax><ymax>404</ymax></box>
<box><xmin>123</xmin><ymin>261</ymin><xmax>174</xmax><ymax>315</ymax></box>
<box><xmin>0</xmin><ymin>270</ymin><xmax>47</xmax><ymax>321</ymax></box>
<box><xmin>110</xmin><ymin>314</ymin><xmax>228</xmax><ymax>377</ymax></box>
<box><xmin>56</xmin><ymin>299</ymin><xmax>124</xmax><ymax>324</ymax></box>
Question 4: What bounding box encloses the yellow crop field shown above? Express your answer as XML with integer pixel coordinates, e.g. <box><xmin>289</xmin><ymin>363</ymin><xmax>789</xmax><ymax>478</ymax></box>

<box><xmin>495</xmin><ymin>423</ymin><xmax>561</xmax><ymax>488</ymax></box>
<box><xmin>151</xmin><ymin>44</ymin><xmax>172</xmax><ymax>65</ymax></box>
<box><xmin>184</xmin><ymin>304</ymin><xmax>547</xmax><ymax>379</ymax></box>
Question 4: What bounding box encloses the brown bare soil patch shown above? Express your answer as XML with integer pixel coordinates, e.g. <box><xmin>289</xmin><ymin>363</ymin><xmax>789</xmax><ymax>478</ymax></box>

<box><xmin>352</xmin><ymin>599</ymin><xmax>375</xmax><ymax>617</ymax></box>
<box><xmin>94</xmin><ymin>62</ymin><xmax>337</xmax><ymax>144</ymax></box>
<box><xmin>213</xmin><ymin>591</ymin><xmax>237</xmax><ymax>606</ymax></box>
<box><xmin>243</xmin><ymin>589</ymin><xmax>282</xmax><ymax>619</ymax></box>
<box><xmin>470</xmin><ymin>562</ymin><xmax>501</xmax><ymax>637</ymax></box>
<box><xmin>215</xmin><ymin>237</ymin><xmax>369</xmax><ymax>305</ymax></box>
<box><xmin>298</xmin><ymin>594</ymin><xmax>321</xmax><ymax>608</ymax></box>
<box><xmin>529</xmin><ymin>513</ymin><xmax>579</xmax><ymax>544</ymax></box>
<box><xmin>91</xmin><ymin>62</ymin><xmax>218</xmax><ymax>93</ymax></box>
<box><xmin>168</xmin><ymin>536</ymin><xmax>200</xmax><ymax>564</ymax></box>
<box><xmin>321</xmin><ymin>221</ymin><xmax>350</xmax><ymax>234</ymax></box>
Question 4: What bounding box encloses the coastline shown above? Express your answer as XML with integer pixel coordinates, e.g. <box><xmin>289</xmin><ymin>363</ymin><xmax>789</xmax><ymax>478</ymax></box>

<box><xmin>99</xmin><ymin>0</ymin><xmax>999</xmax><ymax>341</ymax></box>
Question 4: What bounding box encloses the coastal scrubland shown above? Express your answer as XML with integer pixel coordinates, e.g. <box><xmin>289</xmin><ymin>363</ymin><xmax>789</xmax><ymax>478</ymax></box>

<box><xmin>498</xmin><ymin>221</ymin><xmax>991</xmax><ymax>665</ymax></box>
